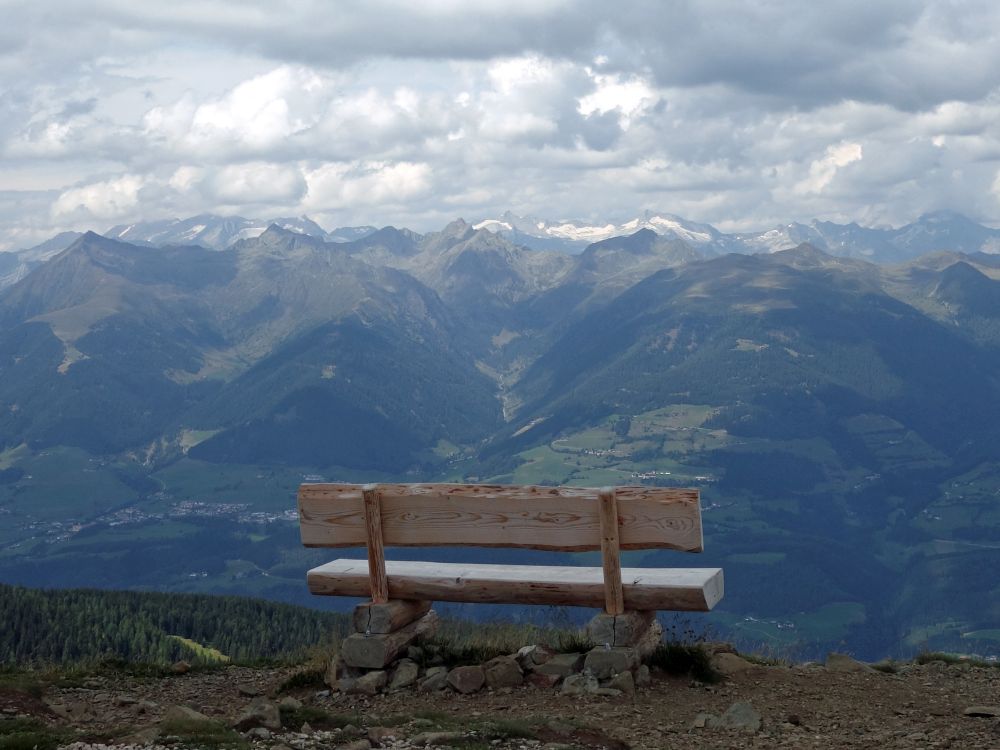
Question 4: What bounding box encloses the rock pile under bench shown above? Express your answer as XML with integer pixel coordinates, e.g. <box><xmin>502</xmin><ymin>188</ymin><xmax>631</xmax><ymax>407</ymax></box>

<box><xmin>328</xmin><ymin>643</ymin><xmax>652</xmax><ymax>698</ymax></box>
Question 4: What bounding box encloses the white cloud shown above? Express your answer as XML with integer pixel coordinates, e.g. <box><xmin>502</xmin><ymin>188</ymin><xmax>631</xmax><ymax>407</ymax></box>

<box><xmin>168</xmin><ymin>166</ymin><xmax>204</xmax><ymax>193</ymax></box>
<box><xmin>51</xmin><ymin>174</ymin><xmax>144</xmax><ymax>220</ymax></box>
<box><xmin>794</xmin><ymin>142</ymin><xmax>864</xmax><ymax>195</ymax></box>
<box><xmin>487</xmin><ymin>56</ymin><xmax>555</xmax><ymax>95</ymax></box>
<box><xmin>303</xmin><ymin>161</ymin><xmax>432</xmax><ymax>209</ymax></box>
<box><xmin>142</xmin><ymin>66</ymin><xmax>327</xmax><ymax>158</ymax></box>
<box><xmin>207</xmin><ymin>163</ymin><xmax>307</xmax><ymax>205</ymax></box>
<box><xmin>578</xmin><ymin>71</ymin><xmax>657</xmax><ymax>128</ymax></box>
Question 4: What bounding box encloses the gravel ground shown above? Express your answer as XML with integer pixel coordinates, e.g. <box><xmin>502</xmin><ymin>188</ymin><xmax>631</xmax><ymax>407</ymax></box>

<box><xmin>3</xmin><ymin>659</ymin><xmax>999</xmax><ymax>749</ymax></box>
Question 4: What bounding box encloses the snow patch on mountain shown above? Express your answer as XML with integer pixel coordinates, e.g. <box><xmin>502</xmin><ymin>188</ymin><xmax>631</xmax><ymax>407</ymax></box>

<box><xmin>475</xmin><ymin>211</ymin><xmax>725</xmax><ymax>250</ymax></box>
<box><xmin>473</xmin><ymin>219</ymin><xmax>513</xmax><ymax>233</ymax></box>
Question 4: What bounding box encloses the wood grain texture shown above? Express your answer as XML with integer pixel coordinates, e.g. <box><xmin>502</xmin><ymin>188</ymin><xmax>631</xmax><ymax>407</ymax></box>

<box><xmin>307</xmin><ymin>559</ymin><xmax>724</xmax><ymax>611</ymax></box>
<box><xmin>362</xmin><ymin>486</ymin><xmax>388</xmax><ymax>604</ymax></box>
<box><xmin>598</xmin><ymin>488</ymin><xmax>624</xmax><ymax>615</ymax></box>
<box><xmin>298</xmin><ymin>483</ymin><xmax>703</xmax><ymax>552</ymax></box>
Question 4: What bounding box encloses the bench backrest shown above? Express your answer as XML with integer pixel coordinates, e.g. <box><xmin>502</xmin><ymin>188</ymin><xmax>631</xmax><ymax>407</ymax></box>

<box><xmin>298</xmin><ymin>483</ymin><xmax>703</xmax><ymax>552</ymax></box>
<box><xmin>298</xmin><ymin>482</ymin><xmax>703</xmax><ymax>615</ymax></box>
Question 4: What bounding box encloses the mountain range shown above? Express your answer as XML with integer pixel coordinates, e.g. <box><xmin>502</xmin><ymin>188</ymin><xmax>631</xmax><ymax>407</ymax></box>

<box><xmin>472</xmin><ymin>209</ymin><xmax>1000</xmax><ymax>259</ymax></box>
<box><xmin>4</xmin><ymin>210</ymin><xmax>1000</xmax><ymax>294</ymax></box>
<box><xmin>1</xmin><ymin>214</ymin><xmax>1000</xmax><ymax>659</ymax></box>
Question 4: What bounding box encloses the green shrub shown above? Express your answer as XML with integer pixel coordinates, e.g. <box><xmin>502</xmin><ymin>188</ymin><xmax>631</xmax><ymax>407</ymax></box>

<box><xmin>158</xmin><ymin>718</ymin><xmax>247</xmax><ymax>750</ymax></box>
<box><xmin>0</xmin><ymin>718</ymin><xmax>74</xmax><ymax>750</ymax></box>
<box><xmin>648</xmin><ymin>642</ymin><xmax>719</xmax><ymax>683</ymax></box>
<box><xmin>276</xmin><ymin>668</ymin><xmax>327</xmax><ymax>694</ymax></box>
<box><xmin>916</xmin><ymin>651</ymin><xmax>999</xmax><ymax>668</ymax></box>
<box><xmin>279</xmin><ymin>705</ymin><xmax>361</xmax><ymax>731</ymax></box>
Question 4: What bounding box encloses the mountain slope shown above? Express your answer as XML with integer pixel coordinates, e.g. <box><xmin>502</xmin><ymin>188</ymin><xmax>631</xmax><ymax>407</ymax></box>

<box><xmin>0</xmin><ymin>228</ymin><xmax>501</xmax><ymax>466</ymax></box>
<box><xmin>508</xmin><ymin>246</ymin><xmax>1000</xmax><ymax>463</ymax></box>
<box><xmin>0</xmin><ymin>232</ymin><xmax>84</xmax><ymax>290</ymax></box>
<box><xmin>0</xmin><ymin>233</ymin><xmax>230</xmax><ymax>452</ymax></box>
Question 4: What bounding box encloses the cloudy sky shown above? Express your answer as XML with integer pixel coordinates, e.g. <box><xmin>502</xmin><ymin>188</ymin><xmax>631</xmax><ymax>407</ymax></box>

<box><xmin>2</xmin><ymin>0</ymin><xmax>1000</xmax><ymax>249</ymax></box>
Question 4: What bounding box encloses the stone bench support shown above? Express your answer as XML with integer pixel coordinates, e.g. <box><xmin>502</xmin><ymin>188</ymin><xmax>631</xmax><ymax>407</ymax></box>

<box><xmin>583</xmin><ymin>610</ymin><xmax>662</xmax><ymax>679</ymax></box>
<box><xmin>353</xmin><ymin>598</ymin><xmax>431</xmax><ymax>634</ymax></box>
<box><xmin>341</xmin><ymin>609</ymin><xmax>439</xmax><ymax>669</ymax></box>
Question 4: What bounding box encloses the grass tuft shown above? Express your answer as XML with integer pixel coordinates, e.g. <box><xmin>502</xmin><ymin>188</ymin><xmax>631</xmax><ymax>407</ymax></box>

<box><xmin>479</xmin><ymin>718</ymin><xmax>538</xmax><ymax>740</ymax></box>
<box><xmin>279</xmin><ymin>705</ymin><xmax>362</xmax><ymax>731</ymax></box>
<box><xmin>551</xmin><ymin>630</ymin><xmax>595</xmax><ymax>654</ymax></box>
<box><xmin>916</xmin><ymin>651</ymin><xmax>999</xmax><ymax>668</ymax></box>
<box><xmin>0</xmin><ymin>718</ymin><xmax>75</xmax><ymax>750</ymax></box>
<box><xmin>0</xmin><ymin>669</ymin><xmax>47</xmax><ymax>699</ymax></box>
<box><xmin>421</xmin><ymin>620</ymin><xmax>538</xmax><ymax>667</ymax></box>
<box><xmin>870</xmin><ymin>659</ymin><xmax>899</xmax><ymax>674</ymax></box>
<box><xmin>741</xmin><ymin>652</ymin><xmax>790</xmax><ymax>667</ymax></box>
<box><xmin>419</xmin><ymin>618</ymin><xmax>599</xmax><ymax>668</ymax></box>
<box><xmin>158</xmin><ymin>717</ymin><xmax>248</xmax><ymax>749</ymax></box>
<box><xmin>276</xmin><ymin>668</ymin><xmax>326</xmax><ymax>694</ymax></box>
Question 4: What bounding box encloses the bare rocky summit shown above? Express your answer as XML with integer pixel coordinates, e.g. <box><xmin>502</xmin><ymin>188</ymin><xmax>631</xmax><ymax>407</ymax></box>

<box><xmin>2</xmin><ymin>652</ymin><xmax>999</xmax><ymax>750</ymax></box>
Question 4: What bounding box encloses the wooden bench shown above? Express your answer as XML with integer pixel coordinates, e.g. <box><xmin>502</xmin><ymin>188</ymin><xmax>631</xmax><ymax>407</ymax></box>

<box><xmin>298</xmin><ymin>482</ymin><xmax>723</xmax><ymax>670</ymax></box>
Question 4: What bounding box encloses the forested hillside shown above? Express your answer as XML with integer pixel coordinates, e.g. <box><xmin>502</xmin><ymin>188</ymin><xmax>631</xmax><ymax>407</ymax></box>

<box><xmin>0</xmin><ymin>584</ymin><xmax>347</xmax><ymax>665</ymax></box>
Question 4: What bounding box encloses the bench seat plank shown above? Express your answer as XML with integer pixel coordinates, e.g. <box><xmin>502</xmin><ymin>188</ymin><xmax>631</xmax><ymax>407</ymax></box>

<box><xmin>299</xmin><ymin>484</ymin><xmax>703</xmax><ymax>552</ymax></box>
<box><xmin>307</xmin><ymin>559</ymin><xmax>724</xmax><ymax>612</ymax></box>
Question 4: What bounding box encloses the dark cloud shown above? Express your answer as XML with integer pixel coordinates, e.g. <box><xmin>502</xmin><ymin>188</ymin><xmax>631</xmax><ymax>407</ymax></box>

<box><xmin>59</xmin><ymin>99</ymin><xmax>98</xmax><ymax>118</ymax></box>
<box><xmin>15</xmin><ymin>1</ymin><xmax>995</xmax><ymax>110</ymax></box>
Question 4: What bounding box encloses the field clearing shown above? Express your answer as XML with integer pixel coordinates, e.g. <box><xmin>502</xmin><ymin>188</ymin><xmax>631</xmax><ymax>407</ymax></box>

<box><xmin>499</xmin><ymin>404</ymin><xmax>738</xmax><ymax>488</ymax></box>
<box><xmin>842</xmin><ymin>414</ymin><xmax>950</xmax><ymax>472</ymax></box>
<box><xmin>963</xmin><ymin>629</ymin><xmax>1000</xmax><ymax>643</ymax></box>
<box><xmin>0</xmin><ymin>447</ymin><xmax>136</xmax><ymax>522</ymax></box>
<box><xmin>562</xmin><ymin>466</ymin><xmax>635</xmax><ymax>486</ymax></box>
<box><xmin>914</xmin><ymin>500</ymin><xmax>983</xmax><ymax>533</ymax></box>
<box><xmin>629</xmin><ymin>405</ymin><xmax>718</xmax><ymax>434</ymax></box>
<box><xmin>151</xmin><ymin>459</ymin><xmax>302</xmax><ymax>510</ymax></box>
<box><xmin>662</xmin><ymin>432</ymin><xmax>729</xmax><ymax>453</ymax></box>
<box><xmin>797</xmin><ymin>602</ymin><xmax>866</xmax><ymax>640</ymax></box>
<box><xmin>714</xmin><ymin>601</ymin><xmax>866</xmax><ymax>652</ymax></box>
<box><xmin>728</xmin><ymin>552</ymin><xmax>786</xmax><ymax>564</ymax></box>
<box><xmin>551</xmin><ymin>426</ymin><xmax>615</xmax><ymax>451</ymax></box>
<box><xmin>509</xmin><ymin>446</ymin><xmax>574</xmax><ymax>485</ymax></box>
<box><xmin>57</xmin><ymin>520</ymin><xmax>204</xmax><ymax>548</ymax></box>
<box><xmin>178</xmin><ymin>429</ymin><xmax>221</xmax><ymax>452</ymax></box>
<box><xmin>169</xmin><ymin>635</ymin><xmax>230</xmax><ymax>663</ymax></box>
<box><xmin>432</xmin><ymin>439</ymin><xmax>461</xmax><ymax>458</ymax></box>
<box><xmin>0</xmin><ymin>444</ymin><xmax>30</xmax><ymax>470</ymax></box>
<box><xmin>903</xmin><ymin>620</ymin><xmax>967</xmax><ymax>648</ymax></box>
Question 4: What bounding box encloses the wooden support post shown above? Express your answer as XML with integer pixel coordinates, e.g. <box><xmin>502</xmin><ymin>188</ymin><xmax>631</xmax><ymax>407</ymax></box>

<box><xmin>598</xmin><ymin>487</ymin><xmax>624</xmax><ymax>616</ymax></box>
<box><xmin>363</xmin><ymin>484</ymin><xmax>389</xmax><ymax>604</ymax></box>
